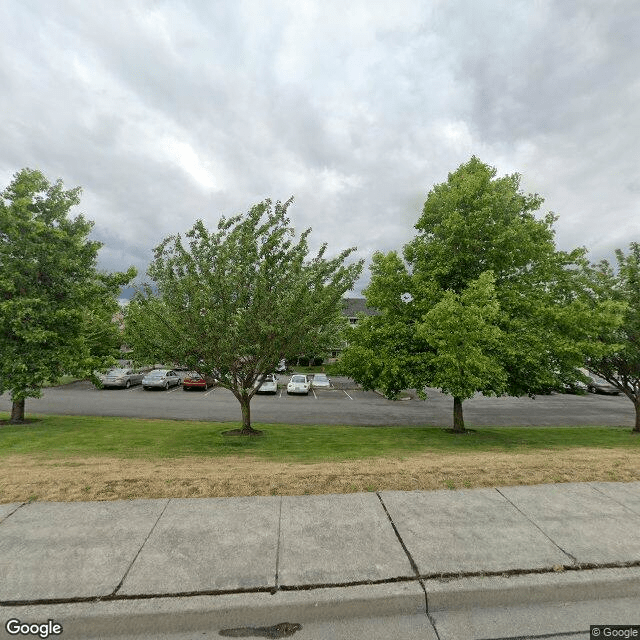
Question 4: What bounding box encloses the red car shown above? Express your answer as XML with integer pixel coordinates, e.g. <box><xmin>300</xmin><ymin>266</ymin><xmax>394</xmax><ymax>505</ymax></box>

<box><xmin>182</xmin><ymin>372</ymin><xmax>217</xmax><ymax>391</ymax></box>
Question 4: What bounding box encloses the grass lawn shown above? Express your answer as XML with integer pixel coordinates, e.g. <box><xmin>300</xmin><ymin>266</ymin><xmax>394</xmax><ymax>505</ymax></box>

<box><xmin>0</xmin><ymin>414</ymin><xmax>638</xmax><ymax>461</ymax></box>
<box><xmin>42</xmin><ymin>375</ymin><xmax>81</xmax><ymax>388</ymax></box>
<box><xmin>0</xmin><ymin>414</ymin><xmax>638</xmax><ymax>502</ymax></box>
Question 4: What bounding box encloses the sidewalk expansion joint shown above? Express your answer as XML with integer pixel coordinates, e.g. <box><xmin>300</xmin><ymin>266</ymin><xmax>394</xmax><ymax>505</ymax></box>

<box><xmin>273</xmin><ymin>495</ymin><xmax>283</xmax><ymax>592</ymax></box>
<box><xmin>0</xmin><ymin>502</ymin><xmax>27</xmax><ymax>526</ymax></box>
<box><xmin>0</xmin><ymin>579</ymin><xmax>418</xmax><ymax>608</ymax></box>
<box><xmin>494</xmin><ymin>487</ymin><xmax>579</xmax><ymax>564</ymax></box>
<box><xmin>109</xmin><ymin>497</ymin><xmax>171</xmax><ymax>597</ymax></box>
<box><xmin>375</xmin><ymin>492</ymin><xmax>431</xmax><ymax>621</ymax></box>
<box><xmin>3</xmin><ymin>561</ymin><xmax>640</xmax><ymax>608</ymax></box>
<box><xmin>590</xmin><ymin>483</ymin><xmax>640</xmax><ymax>517</ymax></box>
<box><xmin>0</xmin><ymin>586</ymin><xmax>278</xmax><ymax>607</ymax></box>
<box><xmin>375</xmin><ymin>493</ymin><xmax>421</xmax><ymax>577</ymax></box>
<box><xmin>276</xmin><ymin>576</ymin><xmax>418</xmax><ymax>591</ymax></box>
<box><xmin>417</xmin><ymin>559</ymin><xmax>640</xmax><ymax>582</ymax></box>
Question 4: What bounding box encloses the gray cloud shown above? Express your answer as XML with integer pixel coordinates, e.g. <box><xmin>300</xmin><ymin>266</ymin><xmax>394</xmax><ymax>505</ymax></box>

<box><xmin>1</xmin><ymin>0</ymin><xmax>638</xmax><ymax>296</ymax></box>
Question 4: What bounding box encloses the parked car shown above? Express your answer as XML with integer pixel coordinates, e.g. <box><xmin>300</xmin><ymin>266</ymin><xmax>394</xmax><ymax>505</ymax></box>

<box><xmin>256</xmin><ymin>373</ymin><xmax>278</xmax><ymax>394</ymax></box>
<box><xmin>100</xmin><ymin>368</ymin><xmax>144</xmax><ymax>389</ymax></box>
<box><xmin>311</xmin><ymin>373</ymin><xmax>331</xmax><ymax>389</ymax></box>
<box><xmin>586</xmin><ymin>373</ymin><xmax>620</xmax><ymax>395</ymax></box>
<box><xmin>182</xmin><ymin>372</ymin><xmax>217</xmax><ymax>391</ymax></box>
<box><xmin>563</xmin><ymin>380</ymin><xmax>588</xmax><ymax>394</ymax></box>
<box><xmin>287</xmin><ymin>374</ymin><xmax>310</xmax><ymax>395</ymax></box>
<box><xmin>142</xmin><ymin>369</ymin><xmax>181</xmax><ymax>390</ymax></box>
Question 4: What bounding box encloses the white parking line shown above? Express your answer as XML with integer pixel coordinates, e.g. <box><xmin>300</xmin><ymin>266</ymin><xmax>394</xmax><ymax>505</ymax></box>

<box><xmin>168</xmin><ymin>386</ymin><xmax>181</xmax><ymax>393</ymax></box>
<box><xmin>312</xmin><ymin>388</ymin><xmax>317</xmax><ymax>399</ymax></box>
<box><xmin>343</xmin><ymin>390</ymin><xmax>353</xmax><ymax>400</ymax></box>
<box><xmin>204</xmin><ymin>387</ymin><xmax>216</xmax><ymax>397</ymax></box>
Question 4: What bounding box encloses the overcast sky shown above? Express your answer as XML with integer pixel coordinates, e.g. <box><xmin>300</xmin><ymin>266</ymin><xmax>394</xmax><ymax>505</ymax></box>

<box><xmin>2</xmin><ymin>0</ymin><xmax>638</xmax><ymax>296</ymax></box>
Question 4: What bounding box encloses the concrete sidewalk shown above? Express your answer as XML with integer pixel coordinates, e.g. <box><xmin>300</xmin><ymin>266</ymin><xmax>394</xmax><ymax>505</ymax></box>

<box><xmin>1</xmin><ymin>482</ymin><xmax>639</xmax><ymax>638</ymax></box>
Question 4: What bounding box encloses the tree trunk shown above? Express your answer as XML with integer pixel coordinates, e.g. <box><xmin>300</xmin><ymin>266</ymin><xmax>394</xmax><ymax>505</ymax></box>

<box><xmin>452</xmin><ymin>396</ymin><xmax>465</xmax><ymax>433</ymax></box>
<box><xmin>634</xmin><ymin>400</ymin><xmax>640</xmax><ymax>433</ymax></box>
<box><xmin>10</xmin><ymin>398</ymin><xmax>25</xmax><ymax>424</ymax></box>
<box><xmin>239</xmin><ymin>394</ymin><xmax>259</xmax><ymax>435</ymax></box>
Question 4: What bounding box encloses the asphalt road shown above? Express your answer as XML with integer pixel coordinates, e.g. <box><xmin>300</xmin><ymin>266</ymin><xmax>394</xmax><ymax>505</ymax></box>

<box><xmin>0</xmin><ymin>377</ymin><xmax>635</xmax><ymax>427</ymax></box>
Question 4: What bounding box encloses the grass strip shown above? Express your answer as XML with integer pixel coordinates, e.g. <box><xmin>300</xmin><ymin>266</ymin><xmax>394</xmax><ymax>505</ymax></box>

<box><xmin>42</xmin><ymin>375</ymin><xmax>81</xmax><ymax>388</ymax></box>
<box><xmin>0</xmin><ymin>413</ymin><xmax>638</xmax><ymax>463</ymax></box>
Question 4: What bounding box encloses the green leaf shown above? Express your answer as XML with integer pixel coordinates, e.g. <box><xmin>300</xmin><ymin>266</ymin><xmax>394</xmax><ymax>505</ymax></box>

<box><xmin>0</xmin><ymin>169</ymin><xmax>136</xmax><ymax>416</ymax></box>
<box><xmin>125</xmin><ymin>198</ymin><xmax>363</xmax><ymax>430</ymax></box>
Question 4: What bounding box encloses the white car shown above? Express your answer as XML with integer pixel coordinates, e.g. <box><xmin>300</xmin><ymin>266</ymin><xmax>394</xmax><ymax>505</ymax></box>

<box><xmin>287</xmin><ymin>374</ymin><xmax>310</xmax><ymax>395</ymax></box>
<box><xmin>311</xmin><ymin>373</ymin><xmax>331</xmax><ymax>389</ymax></box>
<box><xmin>142</xmin><ymin>369</ymin><xmax>181</xmax><ymax>390</ymax></box>
<box><xmin>256</xmin><ymin>373</ymin><xmax>278</xmax><ymax>394</ymax></box>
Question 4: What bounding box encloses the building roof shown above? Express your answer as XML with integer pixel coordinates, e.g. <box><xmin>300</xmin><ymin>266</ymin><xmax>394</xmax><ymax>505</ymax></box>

<box><xmin>342</xmin><ymin>297</ymin><xmax>378</xmax><ymax>317</ymax></box>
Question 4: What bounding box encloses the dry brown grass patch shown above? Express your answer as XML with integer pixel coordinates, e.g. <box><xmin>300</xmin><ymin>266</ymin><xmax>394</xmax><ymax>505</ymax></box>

<box><xmin>1</xmin><ymin>448</ymin><xmax>639</xmax><ymax>503</ymax></box>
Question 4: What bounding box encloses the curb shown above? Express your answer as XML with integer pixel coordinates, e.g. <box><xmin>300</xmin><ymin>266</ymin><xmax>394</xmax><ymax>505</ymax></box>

<box><xmin>1</xmin><ymin>583</ymin><xmax>425</xmax><ymax>639</ymax></box>
<box><xmin>4</xmin><ymin>568</ymin><xmax>640</xmax><ymax>638</ymax></box>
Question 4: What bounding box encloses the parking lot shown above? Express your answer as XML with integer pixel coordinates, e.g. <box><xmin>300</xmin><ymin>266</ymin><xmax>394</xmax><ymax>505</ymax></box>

<box><xmin>0</xmin><ymin>375</ymin><xmax>635</xmax><ymax>427</ymax></box>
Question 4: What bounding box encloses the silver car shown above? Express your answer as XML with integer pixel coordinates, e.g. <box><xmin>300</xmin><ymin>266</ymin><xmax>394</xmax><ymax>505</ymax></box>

<box><xmin>311</xmin><ymin>373</ymin><xmax>331</xmax><ymax>389</ymax></box>
<box><xmin>142</xmin><ymin>369</ymin><xmax>181</xmax><ymax>390</ymax></box>
<box><xmin>587</xmin><ymin>373</ymin><xmax>620</xmax><ymax>395</ymax></box>
<box><xmin>100</xmin><ymin>368</ymin><xmax>144</xmax><ymax>389</ymax></box>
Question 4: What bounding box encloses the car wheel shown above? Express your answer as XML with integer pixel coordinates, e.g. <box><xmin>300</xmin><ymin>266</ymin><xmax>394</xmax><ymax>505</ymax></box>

<box><xmin>125</xmin><ymin>380</ymin><xmax>131</xmax><ymax>389</ymax></box>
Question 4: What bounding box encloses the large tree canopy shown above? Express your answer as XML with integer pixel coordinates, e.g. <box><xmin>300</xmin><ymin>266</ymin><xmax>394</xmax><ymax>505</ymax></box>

<box><xmin>585</xmin><ymin>243</ymin><xmax>640</xmax><ymax>432</ymax></box>
<box><xmin>341</xmin><ymin>157</ymin><xmax>622</xmax><ymax>431</ymax></box>
<box><xmin>0</xmin><ymin>168</ymin><xmax>135</xmax><ymax>423</ymax></box>
<box><xmin>125</xmin><ymin>197</ymin><xmax>363</xmax><ymax>434</ymax></box>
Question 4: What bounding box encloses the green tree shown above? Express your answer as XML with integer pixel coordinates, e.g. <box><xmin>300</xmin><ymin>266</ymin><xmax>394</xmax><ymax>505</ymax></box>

<box><xmin>124</xmin><ymin>197</ymin><xmax>363</xmax><ymax>435</ymax></box>
<box><xmin>341</xmin><ymin>157</ymin><xmax>622</xmax><ymax>432</ymax></box>
<box><xmin>0</xmin><ymin>168</ymin><xmax>136</xmax><ymax>423</ymax></box>
<box><xmin>585</xmin><ymin>243</ymin><xmax>640</xmax><ymax>433</ymax></box>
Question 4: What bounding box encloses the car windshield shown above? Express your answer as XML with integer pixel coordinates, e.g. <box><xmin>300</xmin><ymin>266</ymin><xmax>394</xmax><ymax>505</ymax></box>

<box><xmin>314</xmin><ymin>374</ymin><xmax>328</xmax><ymax>381</ymax></box>
<box><xmin>147</xmin><ymin>371</ymin><xmax>166</xmax><ymax>378</ymax></box>
<box><xmin>291</xmin><ymin>375</ymin><xmax>306</xmax><ymax>383</ymax></box>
